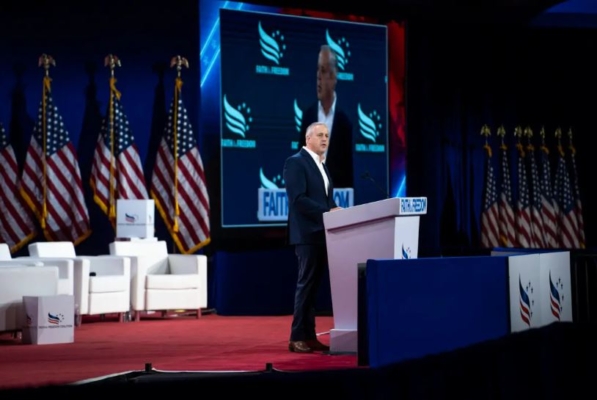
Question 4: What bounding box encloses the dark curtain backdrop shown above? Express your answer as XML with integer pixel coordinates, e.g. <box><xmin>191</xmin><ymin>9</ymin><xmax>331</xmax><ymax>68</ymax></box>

<box><xmin>406</xmin><ymin>20</ymin><xmax>597</xmax><ymax>257</ymax></box>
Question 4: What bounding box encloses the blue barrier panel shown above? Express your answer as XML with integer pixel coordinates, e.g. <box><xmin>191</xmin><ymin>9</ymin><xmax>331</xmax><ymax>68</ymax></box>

<box><xmin>367</xmin><ymin>256</ymin><xmax>510</xmax><ymax>367</ymax></box>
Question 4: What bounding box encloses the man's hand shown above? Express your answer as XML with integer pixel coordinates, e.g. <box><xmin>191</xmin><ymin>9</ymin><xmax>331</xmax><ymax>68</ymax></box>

<box><xmin>330</xmin><ymin>207</ymin><xmax>343</xmax><ymax>212</ymax></box>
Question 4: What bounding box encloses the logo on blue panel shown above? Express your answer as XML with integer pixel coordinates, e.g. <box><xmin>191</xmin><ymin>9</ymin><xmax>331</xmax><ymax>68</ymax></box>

<box><xmin>290</xmin><ymin>99</ymin><xmax>303</xmax><ymax>150</ymax></box>
<box><xmin>355</xmin><ymin>104</ymin><xmax>385</xmax><ymax>153</ymax></box>
<box><xmin>256</xmin><ymin>21</ymin><xmax>290</xmax><ymax>76</ymax></box>
<box><xmin>221</xmin><ymin>95</ymin><xmax>257</xmax><ymax>149</ymax></box>
<box><xmin>549</xmin><ymin>270</ymin><xmax>564</xmax><ymax>321</ymax></box>
<box><xmin>326</xmin><ymin>30</ymin><xmax>353</xmax><ymax>81</ymax></box>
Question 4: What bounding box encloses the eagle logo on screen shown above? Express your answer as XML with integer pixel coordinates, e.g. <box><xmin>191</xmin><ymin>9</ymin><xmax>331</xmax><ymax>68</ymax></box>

<box><xmin>260</xmin><ymin>167</ymin><xmax>283</xmax><ymax>189</ymax></box>
<box><xmin>325</xmin><ymin>30</ymin><xmax>350</xmax><ymax>70</ymax></box>
<box><xmin>294</xmin><ymin>99</ymin><xmax>303</xmax><ymax>133</ymax></box>
<box><xmin>258</xmin><ymin>21</ymin><xmax>285</xmax><ymax>65</ymax></box>
<box><xmin>223</xmin><ymin>94</ymin><xmax>252</xmax><ymax>138</ymax></box>
<box><xmin>358</xmin><ymin>104</ymin><xmax>381</xmax><ymax>143</ymax></box>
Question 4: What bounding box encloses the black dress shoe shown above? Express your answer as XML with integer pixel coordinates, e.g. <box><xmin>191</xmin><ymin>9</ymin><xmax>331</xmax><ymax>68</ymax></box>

<box><xmin>306</xmin><ymin>339</ymin><xmax>330</xmax><ymax>352</ymax></box>
<box><xmin>288</xmin><ymin>341</ymin><xmax>313</xmax><ymax>353</ymax></box>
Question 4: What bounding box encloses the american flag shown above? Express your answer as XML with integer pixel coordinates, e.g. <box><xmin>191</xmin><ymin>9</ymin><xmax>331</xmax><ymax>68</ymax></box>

<box><xmin>498</xmin><ymin>145</ymin><xmax>516</xmax><ymax>247</ymax></box>
<box><xmin>516</xmin><ymin>144</ymin><xmax>532</xmax><ymax>248</ymax></box>
<box><xmin>480</xmin><ymin>145</ymin><xmax>499</xmax><ymax>248</ymax></box>
<box><xmin>19</xmin><ymin>79</ymin><xmax>91</xmax><ymax>244</ymax></box>
<box><xmin>568</xmin><ymin>144</ymin><xmax>585</xmax><ymax>249</ymax></box>
<box><xmin>0</xmin><ymin>123</ymin><xmax>37</xmax><ymax>252</ymax></box>
<box><xmin>90</xmin><ymin>88</ymin><xmax>148</xmax><ymax>226</ymax></box>
<box><xmin>526</xmin><ymin>145</ymin><xmax>545</xmax><ymax>248</ymax></box>
<box><xmin>538</xmin><ymin>146</ymin><xmax>558</xmax><ymax>248</ymax></box>
<box><xmin>553</xmin><ymin>147</ymin><xmax>579</xmax><ymax>248</ymax></box>
<box><xmin>151</xmin><ymin>78</ymin><xmax>210</xmax><ymax>254</ymax></box>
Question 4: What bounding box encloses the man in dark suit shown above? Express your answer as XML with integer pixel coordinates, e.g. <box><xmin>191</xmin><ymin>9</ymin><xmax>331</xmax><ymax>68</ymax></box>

<box><xmin>284</xmin><ymin>121</ymin><xmax>342</xmax><ymax>353</ymax></box>
<box><xmin>298</xmin><ymin>45</ymin><xmax>354</xmax><ymax>189</ymax></box>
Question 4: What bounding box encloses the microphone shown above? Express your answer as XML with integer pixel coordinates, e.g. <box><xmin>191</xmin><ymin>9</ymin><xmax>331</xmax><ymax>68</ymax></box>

<box><xmin>360</xmin><ymin>170</ymin><xmax>388</xmax><ymax>198</ymax></box>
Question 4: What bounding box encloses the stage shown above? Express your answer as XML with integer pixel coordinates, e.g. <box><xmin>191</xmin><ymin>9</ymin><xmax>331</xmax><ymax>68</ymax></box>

<box><xmin>0</xmin><ymin>314</ymin><xmax>596</xmax><ymax>399</ymax></box>
<box><xmin>0</xmin><ymin>314</ymin><xmax>355</xmax><ymax>390</ymax></box>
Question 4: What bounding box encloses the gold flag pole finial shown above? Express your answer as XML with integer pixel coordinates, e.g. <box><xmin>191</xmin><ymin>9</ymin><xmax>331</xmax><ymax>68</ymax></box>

<box><xmin>524</xmin><ymin>126</ymin><xmax>533</xmax><ymax>141</ymax></box>
<box><xmin>496</xmin><ymin>125</ymin><xmax>506</xmax><ymax>150</ymax></box>
<box><xmin>514</xmin><ymin>126</ymin><xmax>525</xmax><ymax>157</ymax></box>
<box><xmin>170</xmin><ymin>55</ymin><xmax>189</xmax><ymax>78</ymax></box>
<box><xmin>104</xmin><ymin>54</ymin><xmax>122</xmax><ymax>225</ymax></box>
<box><xmin>514</xmin><ymin>126</ymin><xmax>523</xmax><ymax>141</ymax></box>
<box><xmin>567</xmin><ymin>127</ymin><xmax>576</xmax><ymax>156</ymax></box>
<box><xmin>555</xmin><ymin>127</ymin><xmax>564</xmax><ymax>157</ymax></box>
<box><xmin>539</xmin><ymin>126</ymin><xmax>549</xmax><ymax>155</ymax></box>
<box><xmin>38</xmin><ymin>54</ymin><xmax>56</xmax><ymax>77</ymax></box>
<box><xmin>38</xmin><ymin>54</ymin><xmax>55</xmax><ymax>230</ymax></box>
<box><xmin>480</xmin><ymin>124</ymin><xmax>491</xmax><ymax>157</ymax></box>
<box><xmin>524</xmin><ymin>126</ymin><xmax>534</xmax><ymax>151</ymax></box>
<box><xmin>104</xmin><ymin>54</ymin><xmax>122</xmax><ymax>77</ymax></box>
<box><xmin>169</xmin><ymin>56</ymin><xmax>189</xmax><ymax>233</ymax></box>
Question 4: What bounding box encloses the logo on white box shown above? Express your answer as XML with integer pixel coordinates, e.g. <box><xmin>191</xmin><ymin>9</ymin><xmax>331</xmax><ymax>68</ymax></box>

<box><xmin>548</xmin><ymin>270</ymin><xmax>565</xmax><ymax>321</ymax></box>
<box><xmin>518</xmin><ymin>274</ymin><xmax>535</xmax><ymax>327</ymax></box>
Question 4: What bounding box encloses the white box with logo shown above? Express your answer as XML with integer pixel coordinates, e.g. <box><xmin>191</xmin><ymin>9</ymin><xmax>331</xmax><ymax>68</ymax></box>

<box><xmin>22</xmin><ymin>295</ymin><xmax>75</xmax><ymax>345</ymax></box>
<box><xmin>116</xmin><ymin>199</ymin><xmax>155</xmax><ymax>238</ymax></box>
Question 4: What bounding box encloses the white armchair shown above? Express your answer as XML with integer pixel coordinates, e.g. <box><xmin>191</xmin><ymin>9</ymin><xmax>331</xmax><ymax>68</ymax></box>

<box><xmin>0</xmin><ymin>243</ymin><xmax>12</xmax><ymax>260</ymax></box>
<box><xmin>0</xmin><ymin>266</ymin><xmax>60</xmax><ymax>332</ymax></box>
<box><xmin>0</xmin><ymin>244</ymin><xmax>74</xmax><ymax>296</ymax></box>
<box><xmin>109</xmin><ymin>240</ymin><xmax>207</xmax><ymax>321</ymax></box>
<box><xmin>13</xmin><ymin>257</ymin><xmax>74</xmax><ymax>296</ymax></box>
<box><xmin>28</xmin><ymin>242</ymin><xmax>131</xmax><ymax>323</ymax></box>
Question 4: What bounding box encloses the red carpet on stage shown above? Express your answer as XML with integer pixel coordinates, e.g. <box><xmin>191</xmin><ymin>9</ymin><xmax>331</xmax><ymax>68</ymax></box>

<box><xmin>0</xmin><ymin>314</ymin><xmax>356</xmax><ymax>390</ymax></box>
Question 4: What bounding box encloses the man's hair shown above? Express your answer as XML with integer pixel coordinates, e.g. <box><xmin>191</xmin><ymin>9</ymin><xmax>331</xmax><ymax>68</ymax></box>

<box><xmin>319</xmin><ymin>44</ymin><xmax>338</xmax><ymax>75</ymax></box>
<box><xmin>306</xmin><ymin>122</ymin><xmax>327</xmax><ymax>138</ymax></box>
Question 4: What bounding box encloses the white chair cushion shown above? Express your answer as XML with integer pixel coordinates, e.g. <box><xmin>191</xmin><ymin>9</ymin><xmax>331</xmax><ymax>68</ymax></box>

<box><xmin>29</xmin><ymin>242</ymin><xmax>77</xmax><ymax>258</ymax></box>
<box><xmin>146</xmin><ymin>274</ymin><xmax>199</xmax><ymax>290</ymax></box>
<box><xmin>89</xmin><ymin>276</ymin><xmax>129</xmax><ymax>294</ymax></box>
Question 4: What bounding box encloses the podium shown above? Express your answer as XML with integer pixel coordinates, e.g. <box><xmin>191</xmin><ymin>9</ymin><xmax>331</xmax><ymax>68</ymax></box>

<box><xmin>323</xmin><ymin>197</ymin><xmax>427</xmax><ymax>353</ymax></box>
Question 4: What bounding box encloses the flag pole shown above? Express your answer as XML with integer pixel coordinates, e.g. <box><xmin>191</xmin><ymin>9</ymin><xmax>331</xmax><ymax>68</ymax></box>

<box><xmin>104</xmin><ymin>54</ymin><xmax>122</xmax><ymax>225</ymax></box>
<box><xmin>38</xmin><ymin>54</ymin><xmax>55</xmax><ymax>230</ymax></box>
<box><xmin>567</xmin><ymin>127</ymin><xmax>575</xmax><ymax>157</ymax></box>
<box><xmin>480</xmin><ymin>124</ymin><xmax>491</xmax><ymax>157</ymax></box>
<box><xmin>169</xmin><ymin>55</ymin><xmax>189</xmax><ymax>234</ymax></box>
<box><xmin>514</xmin><ymin>125</ymin><xmax>525</xmax><ymax>158</ymax></box>
<box><xmin>555</xmin><ymin>127</ymin><xmax>563</xmax><ymax>157</ymax></box>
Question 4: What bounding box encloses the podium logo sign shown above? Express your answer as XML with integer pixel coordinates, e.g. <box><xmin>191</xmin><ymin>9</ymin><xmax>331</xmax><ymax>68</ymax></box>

<box><xmin>221</xmin><ymin>95</ymin><xmax>257</xmax><ymax>149</ymax></box>
<box><xmin>399</xmin><ymin>197</ymin><xmax>427</xmax><ymax>215</ymax></box>
<box><xmin>256</xmin><ymin>21</ymin><xmax>290</xmax><ymax>76</ymax></box>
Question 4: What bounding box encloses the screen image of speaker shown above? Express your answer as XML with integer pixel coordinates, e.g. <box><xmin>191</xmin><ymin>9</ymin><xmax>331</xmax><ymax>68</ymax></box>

<box><xmin>218</xmin><ymin>8</ymin><xmax>389</xmax><ymax>228</ymax></box>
